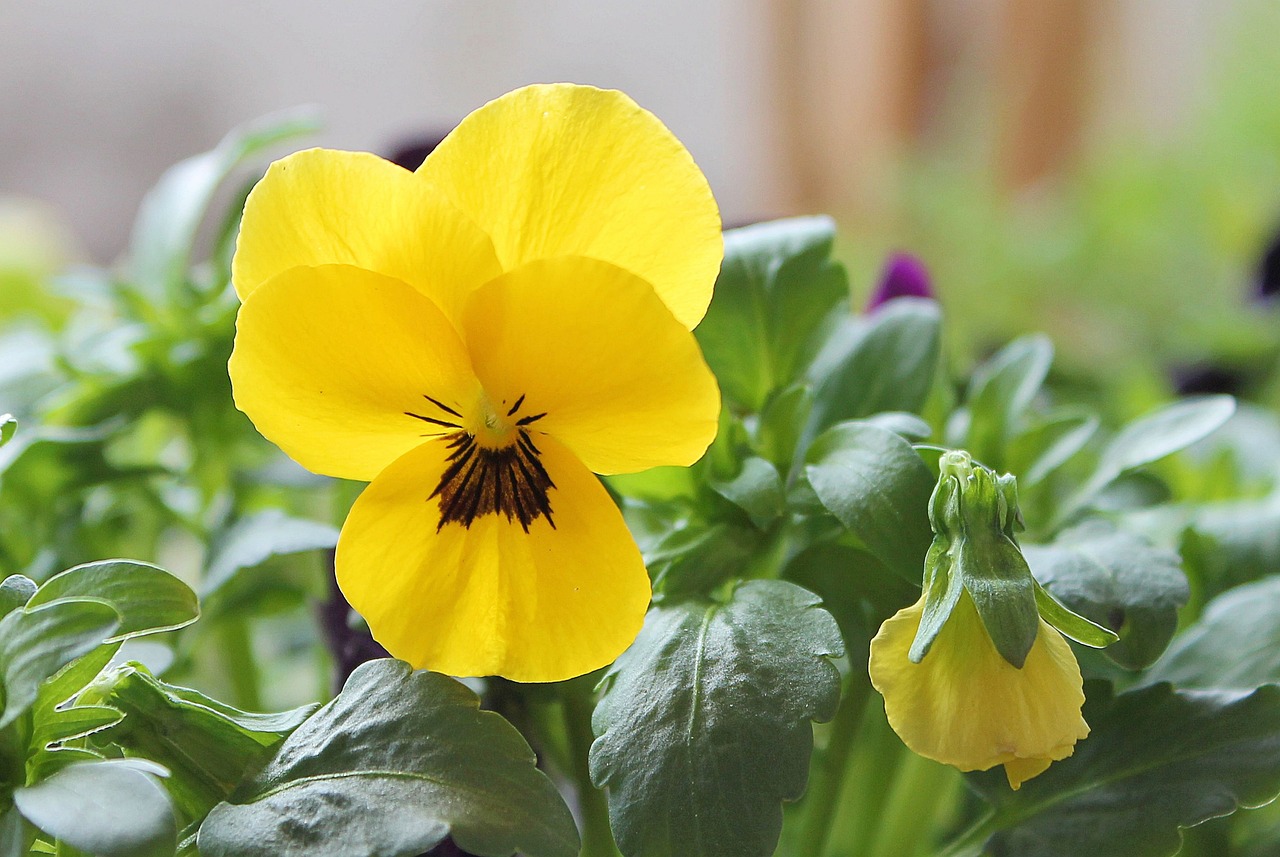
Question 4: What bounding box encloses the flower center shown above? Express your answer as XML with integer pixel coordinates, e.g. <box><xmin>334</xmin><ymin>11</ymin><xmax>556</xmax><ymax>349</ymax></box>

<box><xmin>405</xmin><ymin>393</ymin><xmax>553</xmax><ymax>532</ymax></box>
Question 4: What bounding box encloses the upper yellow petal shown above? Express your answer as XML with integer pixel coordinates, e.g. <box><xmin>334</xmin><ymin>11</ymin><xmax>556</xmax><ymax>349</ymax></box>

<box><xmin>336</xmin><ymin>435</ymin><xmax>651</xmax><ymax>682</ymax></box>
<box><xmin>461</xmin><ymin>256</ymin><xmax>721</xmax><ymax>475</ymax></box>
<box><xmin>418</xmin><ymin>83</ymin><xmax>723</xmax><ymax>329</ymax></box>
<box><xmin>229</xmin><ymin>264</ymin><xmax>481</xmax><ymax>481</ymax></box>
<box><xmin>869</xmin><ymin>592</ymin><xmax>1089</xmax><ymax>789</ymax></box>
<box><xmin>232</xmin><ymin>148</ymin><xmax>503</xmax><ymax>322</ymax></box>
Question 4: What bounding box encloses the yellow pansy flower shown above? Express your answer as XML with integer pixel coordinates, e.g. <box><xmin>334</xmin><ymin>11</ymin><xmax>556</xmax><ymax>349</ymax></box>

<box><xmin>869</xmin><ymin>591</ymin><xmax>1089</xmax><ymax>790</ymax></box>
<box><xmin>228</xmin><ymin>84</ymin><xmax>722</xmax><ymax>682</ymax></box>
<box><xmin>868</xmin><ymin>451</ymin><xmax>1109</xmax><ymax>789</ymax></box>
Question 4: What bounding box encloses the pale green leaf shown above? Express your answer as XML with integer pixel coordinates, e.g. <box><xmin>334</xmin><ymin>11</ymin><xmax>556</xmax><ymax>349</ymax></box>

<box><xmin>0</xmin><ymin>576</ymin><xmax>35</xmax><ymax>619</ymax></box>
<box><xmin>962</xmin><ymin>334</ymin><xmax>1054</xmax><ymax>467</ymax></box>
<box><xmin>28</xmin><ymin>561</ymin><xmax>197</xmax><ymax>642</ymax></box>
<box><xmin>1065</xmin><ymin>396</ymin><xmax>1235</xmax><ymax>519</ymax></box>
<box><xmin>129</xmin><ymin>109</ymin><xmax>320</xmax><ymax>298</ymax></box>
<box><xmin>203</xmin><ymin>509</ymin><xmax>339</xmax><ymax>596</ymax></box>
<box><xmin>0</xmin><ymin>599</ymin><xmax>119</xmax><ymax>728</ymax></box>
<box><xmin>13</xmin><ymin>760</ymin><xmax>175</xmax><ymax>857</ymax></box>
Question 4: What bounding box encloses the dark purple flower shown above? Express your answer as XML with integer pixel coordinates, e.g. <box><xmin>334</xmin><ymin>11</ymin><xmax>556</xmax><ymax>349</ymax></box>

<box><xmin>867</xmin><ymin>252</ymin><xmax>934</xmax><ymax>311</ymax></box>
<box><xmin>1256</xmin><ymin>221</ymin><xmax>1280</xmax><ymax>302</ymax></box>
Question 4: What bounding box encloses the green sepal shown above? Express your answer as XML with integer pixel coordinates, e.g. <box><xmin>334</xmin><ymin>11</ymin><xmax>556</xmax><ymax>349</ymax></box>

<box><xmin>909</xmin><ymin>451</ymin><xmax>1039</xmax><ymax>668</ymax></box>
<box><xmin>909</xmin><ymin>475</ymin><xmax>964</xmax><ymax>663</ymax></box>
<box><xmin>1033</xmin><ymin>579</ymin><xmax>1118</xmax><ymax>648</ymax></box>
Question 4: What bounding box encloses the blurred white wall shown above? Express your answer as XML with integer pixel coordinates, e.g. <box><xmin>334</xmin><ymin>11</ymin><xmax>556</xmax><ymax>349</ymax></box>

<box><xmin>0</xmin><ymin>0</ymin><xmax>1238</xmax><ymax>264</ymax></box>
<box><xmin>1</xmin><ymin>1</ymin><xmax>790</xmax><ymax>262</ymax></box>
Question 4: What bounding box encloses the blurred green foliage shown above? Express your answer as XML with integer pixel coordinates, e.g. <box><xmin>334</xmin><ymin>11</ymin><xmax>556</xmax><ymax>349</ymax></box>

<box><xmin>845</xmin><ymin>0</ymin><xmax>1280</xmax><ymax>413</ymax></box>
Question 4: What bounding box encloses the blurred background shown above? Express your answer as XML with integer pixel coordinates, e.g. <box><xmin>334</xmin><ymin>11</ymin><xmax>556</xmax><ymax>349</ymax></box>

<box><xmin>4</xmin><ymin>0</ymin><xmax>1280</xmax><ymax>378</ymax></box>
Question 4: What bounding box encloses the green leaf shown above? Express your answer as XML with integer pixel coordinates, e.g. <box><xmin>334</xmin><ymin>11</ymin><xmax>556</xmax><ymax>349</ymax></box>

<box><xmin>966</xmin><ymin>682</ymin><xmax>1280</xmax><ymax>857</ymax></box>
<box><xmin>1066</xmin><ymin>396</ymin><xmax>1235</xmax><ymax>518</ymax></box>
<box><xmin>0</xmin><ymin>576</ymin><xmax>35</xmax><ymax>619</ymax></box>
<box><xmin>781</xmin><ymin>542</ymin><xmax>918</xmax><ymax>643</ymax></box>
<box><xmin>25</xmin><ymin>747</ymin><xmax>103</xmax><ymax>785</ymax></box>
<box><xmin>129</xmin><ymin>109</ymin><xmax>320</xmax><ymax>298</ymax></box>
<box><xmin>0</xmin><ymin>599</ymin><xmax>119</xmax><ymax>729</ymax></box>
<box><xmin>1145</xmin><ymin>576</ymin><xmax>1280</xmax><ymax>690</ymax></box>
<box><xmin>1023</xmin><ymin>521</ymin><xmax>1189</xmax><ymax>669</ymax></box>
<box><xmin>709</xmin><ymin>456</ymin><xmax>784</xmax><ymax>529</ymax></box>
<box><xmin>1009</xmin><ymin>411</ymin><xmax>1098</xmax><ymax>487</ymax></box>
<box><xmin>0</xmin><ymin>415</ymin><xmax>14</xmax><ymax>448</ymax></box>
<box><xmin>861</xmin><ymin>411</ymin><xmax>933</xmax><ymax>441</ymax></box>
<box><xmin>30</xmin><ymin>704</ymin><xmax>122</xmax><ymax>750</ymax></box>
<box><xmin>756</xmin><ymin>384</ymin><xmax>813</xmax><ymax>468</ymax></box>
<box><xmin>198</xmin><ymin>660</ymin><xmax>577</xmax><ymax>857</ymax></box>
<box><xmin>28</xmin><ymin>561</ymin><xmax>197</xmax><ymax>642</ymax></box>
<box><xmin>590</xmin><ymin>580</ymin><xmax>843</xmax><ymax>857</ymax></box>
<box><xmin>808</xmin><ymin>298</ymin><xmax>941</xmax><ymax>432</ymax></box>
<box><xmin>961</xmin><ymin>334</ymin><xmax>1054</xmax><ymax>467</ymax></box>
<box><xmin>203</xmin><ymin>509</ymin><xmax>339</xmax><ymax>597</ymax></box>
<box><xmin>13</xmin><ymin>760</ymin><xmax>176</xmax><ymax>857</ymax></box>
<box><xmin>82</xmin><ymin>664</ymin><xmax>315</xmax><ymax>823</ymax></box>
<box><xmin>648</xmin><ymin>523</ymin><xmax>763</xmax><ymax>600</ymax></box>
<box><xmin>696</xmin><ymin>216</ymin><xmax>849</xmax><ymax>411</ymax></box>
<box><xmin>804</xmin><ymin>422</ymin><xmax>935</xmax><ymax>581</ymax></box>
<box><xmin>32</xmin><ymin>643</ymin><xmax>119</xmax><ymax>716</ymax></box>
<box><xmin>1180</xmin><ymin>497</ymin><xmax>1280</xmax><ymax>595</ymax></box>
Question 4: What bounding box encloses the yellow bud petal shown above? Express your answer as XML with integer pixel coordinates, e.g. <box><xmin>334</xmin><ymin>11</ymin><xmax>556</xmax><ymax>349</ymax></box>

<box><xmin>869</xmin><ymin>591</ymin><xmax>1089</xmax><ymax>788</ymax></box>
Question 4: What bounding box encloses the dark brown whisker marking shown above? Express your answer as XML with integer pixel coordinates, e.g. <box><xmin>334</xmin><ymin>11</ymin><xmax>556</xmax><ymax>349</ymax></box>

<box><xmin>517</xmin><ymin>412</ymin><xmax>546</xmax><ymax>426</ymax></box>
<box><xmin>431</xmin><ymin>429</ymin><xmax>556</xmax><ymax>532</ymax></box>
<box><xmin>506</xmin><ymin>394</ymin><xmax>526</xmax><ymax>416</ymax></box>
<box><xmin>405</xmin><ymin>411</ymin><xmax>460</xmax><ymax>429</ymax></box>
<box><xmin>423</xmin><ymin>395</ymin><xmax>463</xmax><ymax>418</ymax></box>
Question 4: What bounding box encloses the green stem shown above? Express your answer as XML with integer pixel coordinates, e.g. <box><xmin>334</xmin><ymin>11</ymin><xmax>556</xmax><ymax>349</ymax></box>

<box><xmin>935</xmin><ymin>810</ymin><xmax>998</xmax><ymax>857</ymax></box>
<box><xmin>825</xmin><ymin>702</ymin><xmax>907</xmax><ymax>854</ymax></box>
<box><xmin>562</xmin><ymin>682</ymin><xmax>620</xmax><ymax>857</ymax></box>
<box><xmin>865</xmin><ymin>751</ymin><xmax>960</xmax><ymax>857</ymax></box>
<box><xmin>216</xmin><ymin>618</ymin><xmax>263</xmax><ymax>711</ymax></box>
<box><xmin>794</xmin><ymin>675</ymin><xmax>872</xmax><ymax>855</ymax></box>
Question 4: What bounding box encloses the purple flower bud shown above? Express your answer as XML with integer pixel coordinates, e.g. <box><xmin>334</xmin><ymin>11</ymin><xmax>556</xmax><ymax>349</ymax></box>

<box><xmin>867</xmin><ymin>252</ymin><xmax>934</xmax><ymax>311</ymax></box>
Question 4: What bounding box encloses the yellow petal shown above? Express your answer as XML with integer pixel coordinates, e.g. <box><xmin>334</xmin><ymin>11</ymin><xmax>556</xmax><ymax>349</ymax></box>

<box><xmin>869</xmin><ymin>592</ymin><xmax>1089</xmax><ymax>789</ymax></box>
<box><xmin>419</xmin><ymin>84</ymin><xmax>722</xmax><ymax>329</ymax></box>
<box><xmin>229</xmin><ymin>264</ymin><xmax>481</xmax><ymax>481</ymax></box>
<box><xmin>232</xmin><ymin>148</ymin><xmax>502</xmax><ymax>322</ymax></box>
<box><xmin>336</xmin><ymin>434</ymin><xmax>651</xmax><ymax>682</ymax></box>
<box><xmin>461</xmin><ymin>256</ymin><xmax>720</xmax><ymax>475</ymax></box>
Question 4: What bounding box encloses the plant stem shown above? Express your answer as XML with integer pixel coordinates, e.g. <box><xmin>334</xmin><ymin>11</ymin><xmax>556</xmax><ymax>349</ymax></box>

<box><xmin>793</xmin><ymin>674</ymin><xmax>872</xmax><ymax>855</ymax></box>
<box><xmin>216</xmin><ymin>617</ymin><xmax>263</xmax><ymax>711</ymax></box>
<box><xmin>562</xmin><ymin>682</ymin><xmax>621</xmax><ymax>857</ymax></box>
<box><xmin>935</xmin><ymin>809</ymin><xmax>998</xmax><ymax>857</ymax></box>
<box><xmin>865</xmin><ymin>751</ymin><xmax>960</xmax><ymax>857</ymax></box>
